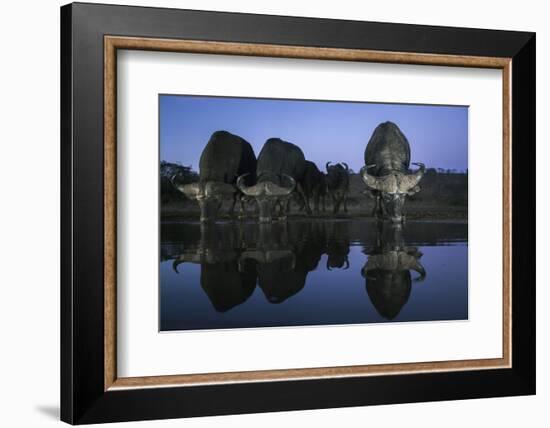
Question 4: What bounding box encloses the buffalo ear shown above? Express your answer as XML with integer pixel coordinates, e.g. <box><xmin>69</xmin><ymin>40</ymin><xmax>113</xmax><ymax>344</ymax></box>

<box><xmin>400</xmin><ymin>162</ymin><xmax>426</xmax><ymax>192</ymax></box>
<box><xmin>174</xmin><ymin>182</ymin><xmax>200</xmax><ymax>199</ymax></box>
<box><xmin>407</xmin><ymin>185</ymin><xmax>421</xmax><ymax>196</ymax></box>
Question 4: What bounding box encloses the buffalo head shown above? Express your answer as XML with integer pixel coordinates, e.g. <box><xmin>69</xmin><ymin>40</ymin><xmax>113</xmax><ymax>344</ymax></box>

<box><xmin>171</xmin><ymin>176</ymin><xmax>235</xmax><ymax>223</ymax></box>
<box><xmin>360</xmin><ymin>162</ymin><xmax>425</xmax><ymax>223</ymax></box>
<box><xmin>325</xmin><ymin>162</ymin><xmax>349</xmax><ymax>182</ymax></box>
<box><xmin>236</xmin><ymin>173</ymin><xmax>296</xmax><ymax>223</ymax></box>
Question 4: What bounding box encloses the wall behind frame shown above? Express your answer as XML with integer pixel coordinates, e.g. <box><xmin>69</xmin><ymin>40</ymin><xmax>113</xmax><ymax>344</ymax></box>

<box><xmin>0</xmin><ymin>0</ymin><xmax>545</xmax><ymax>427</ymax></box>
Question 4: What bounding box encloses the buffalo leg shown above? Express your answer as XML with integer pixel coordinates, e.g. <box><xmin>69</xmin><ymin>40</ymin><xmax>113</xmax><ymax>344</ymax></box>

<box><xmin>378</xmin><ymin>195</ymin><xmax>385</xmax><ymax>220</ymax></box>
<box><xmin>343</xmin><ymin>192</ymin><xmax>348</xmax><ymax>213</ymax></box>
<box><xmin>229</xmin><ymin>192</ymin><xmax>238</xmax><ymax>217</ymax></box>
<box><xmin>300</xmin><ymin>195</ymin><xmax>309</xmax><ymax>213</ymax></box>
<box><xmin>295</xmin><ymin>193</ymin><xmax>306</xmax><ymax>212</ymax></box>
<box><xmin>372</xmin><ymin>193</ymin><xmax>380</xmax><ymax>219</ymax></box>
<box><xmin>281</xmin><ymin>197</ymin><xmax>290</xmax><ymax>220</ymax></box>
<box><xmin>296</xmin><ymin>183</ymin><xmax>311</xmax><ymax>215</ymax></box>
<box><xmin>238</xmin><ymin>195</ymin><xmax>247</xmax><ymax>219</ymax></box>
<box><xmin>273</xmin><ymin>198</ymin><xmax>281</xmax><ymax>218</ymax></box>
<box><xmin>332</xmin><ymin>193</ymin><xmax>341</xmax><ymax>214</ymax></box>
<box><xmin>379</xmin><ymin>197</ymin><xmax>387</xmax><ymax>219</ymax></box>
<box><xmin>313</xmin><ymin>191</ymin><xmax>320</xmax><ymax>214</ymax></box>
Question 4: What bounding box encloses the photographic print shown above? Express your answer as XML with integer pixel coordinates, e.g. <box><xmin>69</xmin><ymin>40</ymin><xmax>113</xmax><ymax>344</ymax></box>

<box><xmin>159</xmin><ymin>95</ymin><xmax>468</xmax><ymax>331</ymax></box>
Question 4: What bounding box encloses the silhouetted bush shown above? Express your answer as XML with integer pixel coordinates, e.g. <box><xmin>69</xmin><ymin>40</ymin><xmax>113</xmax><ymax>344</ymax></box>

<box><xmin>160</xmin><ymin>161</ymin><xmax>199</xmax><ymax>203</ymax></box>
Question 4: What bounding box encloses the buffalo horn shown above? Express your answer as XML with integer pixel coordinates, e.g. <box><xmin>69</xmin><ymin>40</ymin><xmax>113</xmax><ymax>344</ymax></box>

<box><xmin>360</xmin><ymin>164</ymin><xmax>383</xmax><ymax>191</ymax></box>
<box><xmin>411</xmin><ymin>260</ymin><xmax>427</xmax><ymax>281</ymax></box>
<box><xmin>266</xmin><ymin>174</ymin><xmax>296</xmax><ymax>196</ymax></box>
<box><xmin>236</xmin><ymin>173</ymin><xmax>262</xmax><ymax>196</ymax></box>
<box><xmin>399</xmin><ymin>162</ymin><xmax>426</xmax><ymax>192</ymax></box>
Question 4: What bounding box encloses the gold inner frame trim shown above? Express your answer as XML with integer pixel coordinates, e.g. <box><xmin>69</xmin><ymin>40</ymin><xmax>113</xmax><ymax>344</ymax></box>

<box><xmin>104</xmin><ymin>35</ymin><xmax>512</xmax><ymax>391</ymax></box>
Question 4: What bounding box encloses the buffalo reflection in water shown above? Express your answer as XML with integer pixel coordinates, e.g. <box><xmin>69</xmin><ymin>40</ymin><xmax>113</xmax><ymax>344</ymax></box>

<box><xmin>172</xmin><ymin>224</ymin><xmax>257</xmax><ymax>312</ymax></box>
<box><xmin>324</xmin><ymin>221</ymin><xmax>350</xmax><ymax>271</ymax></box>
<box><xmin>240</xmin><ymin>223</ymin><xmax>318</xmax><ymax>303</ymax></box>
<box><xmin>362</xmin><ymin>223</ymin><xmax>426</xmax><ymax>320</ymax></box>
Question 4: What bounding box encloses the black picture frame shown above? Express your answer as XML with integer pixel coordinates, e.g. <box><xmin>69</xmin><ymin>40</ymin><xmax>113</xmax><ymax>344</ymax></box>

<box><xmin>61</xmin><ymin>2</ymin><xmax>535</xmax><ymax>424</ymax></box>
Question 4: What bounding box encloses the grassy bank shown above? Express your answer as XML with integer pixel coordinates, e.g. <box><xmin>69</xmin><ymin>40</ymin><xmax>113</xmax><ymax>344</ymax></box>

<box><xmin>161</xmin><ymin>170</ymin><xmax>468</xmax><ymax>221</ymax></box>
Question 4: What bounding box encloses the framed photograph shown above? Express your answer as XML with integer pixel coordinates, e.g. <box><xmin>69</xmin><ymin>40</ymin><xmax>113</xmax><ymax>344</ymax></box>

<box><xmin>61</xmin><ymin>2</ymin><xmax>535</xmax><ymax>424</ymax></box>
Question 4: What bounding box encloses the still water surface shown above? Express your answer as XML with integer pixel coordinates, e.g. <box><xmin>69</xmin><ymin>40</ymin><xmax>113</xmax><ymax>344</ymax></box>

<box><xmin>160</xmin><ymin>218</ymin><xmax>467</xmax><ymax>331</ymax></box>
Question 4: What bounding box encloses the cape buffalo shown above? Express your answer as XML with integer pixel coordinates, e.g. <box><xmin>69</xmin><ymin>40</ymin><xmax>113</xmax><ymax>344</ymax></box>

<box><xmin>171</xmin><ymin>130</ymin><xmax>256</xmax><ymax>223</ymax></box>
<box><xmin>360</xmin><ymin>121</ymin><xmax>425</xmax><ymax>223</ymax></box>
<box><xmin>237</xmin><ymin>138</ymin><xmax>307</xmax><ymax>223</ymax></box>
<box><xmin>326</xmin><ymin>162</ymin><xmax>350</xmax><ymax>214</ymax></box>
<box><xmin>302</xmin><ymin>160</ymin><xmax>327</xmax><ymax>214</ymax></box>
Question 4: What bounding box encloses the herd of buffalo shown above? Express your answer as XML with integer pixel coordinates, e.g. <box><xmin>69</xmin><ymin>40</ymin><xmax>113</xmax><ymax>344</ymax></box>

<box><xmin>171</xmin><ymin>121</ymin><xmax>426</xmax><ymax>224</ymax></box>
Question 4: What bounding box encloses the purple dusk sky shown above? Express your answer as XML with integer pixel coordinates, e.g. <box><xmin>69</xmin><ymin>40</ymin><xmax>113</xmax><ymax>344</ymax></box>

<box><xmin>159</xmin><ymin>95</ymin><xmax>468</xmax><ymax>172</ymax></box>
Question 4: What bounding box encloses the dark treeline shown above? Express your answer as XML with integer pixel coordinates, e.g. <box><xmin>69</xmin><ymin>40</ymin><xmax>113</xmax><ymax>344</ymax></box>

<box><xmin>161</xmin><ymin>161</ymin><xmax>468</xmax><ymax>219</ymax></box>
<box><xmin>160</xmin><ymin>161</ymin><xmax>199</xmax><ymax>204</ymax></box>
<box><xmin>407</xmin><ymin>168</ymin><xmax>468</xmax><ymax>207</ymax></box>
